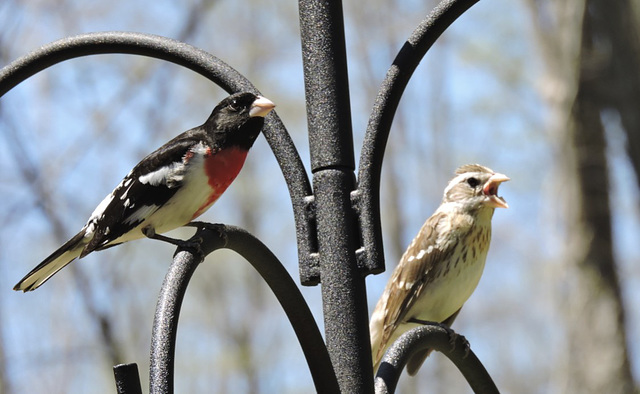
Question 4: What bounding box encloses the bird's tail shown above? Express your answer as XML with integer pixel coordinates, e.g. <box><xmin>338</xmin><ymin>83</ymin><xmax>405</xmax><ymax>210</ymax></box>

<box><xmin>13</xmin><ymin>231</ymin><xmax>87</xmax><ymax>292</ymax></box>
<box><xmin>370</xmin><ymin>313</ymin><xmax>385</xmax><ymax>372</ymax></box>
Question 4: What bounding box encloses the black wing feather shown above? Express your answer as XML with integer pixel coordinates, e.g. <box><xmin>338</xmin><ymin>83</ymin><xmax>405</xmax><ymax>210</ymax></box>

<box><xmin>83</xmin><ymin>129</ymin><xmax>209</xmax><ymax>254</ymax></box>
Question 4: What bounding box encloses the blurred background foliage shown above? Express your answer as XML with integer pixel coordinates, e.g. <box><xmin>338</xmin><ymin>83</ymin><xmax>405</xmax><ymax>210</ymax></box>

<box><xmin>0</xmin><ymin>0</ymin><xmax>638</xmax><ymax>393</ymax></box>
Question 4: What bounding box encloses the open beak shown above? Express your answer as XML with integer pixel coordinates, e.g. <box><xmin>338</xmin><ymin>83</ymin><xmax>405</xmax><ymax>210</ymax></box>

<box><xmin>249</xmin><ymin>96</ymin><xmax>276</xmax><ymax>118</ymax></box>
<box><xmin>483</xmin><ymin>172</ymin><xmax>510</xmax><ymax>209</ymax></box>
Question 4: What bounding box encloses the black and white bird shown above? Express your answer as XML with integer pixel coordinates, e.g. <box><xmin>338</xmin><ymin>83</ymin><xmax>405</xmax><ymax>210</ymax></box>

<box><xmin>14</xmin><ymin>92</ymin><xmax>275</xmax><ymax>292</ymax></box>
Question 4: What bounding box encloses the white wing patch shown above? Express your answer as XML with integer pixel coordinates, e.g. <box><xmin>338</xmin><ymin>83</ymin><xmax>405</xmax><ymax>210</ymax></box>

<box><xmin>86</xmin><ymin>169</ymin><xmax>135</xmax><ymax>226</ymax></box>
<box><xmin>119</xmin><ymin>184</ymin><xmax>133</xmax><ymax>200</ymax></box>
<box><xmin>88</xmin><ymin>193</ymin><xmax>114</xmax><ymax>223</ymax></box>
<box><xmin>124</xmin><ymin>204</ymin><xmax>160</xmax><ymax>225</ymax></box>
<box><xmin>138</xmin><ymin>162</ymin><xmax>185</xmax><ymax>187</ymax></box>
<box><xmin>138</xmin><ymin>143</ymin><xmax>208</xmax><ymax>188</ymax></box>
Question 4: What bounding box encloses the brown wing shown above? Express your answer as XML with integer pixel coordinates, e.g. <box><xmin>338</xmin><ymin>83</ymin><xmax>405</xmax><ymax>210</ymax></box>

<box><xmin>376</xmin><ymin>210</ymin><xmax>454</xmax><ymax>360</ymax></box>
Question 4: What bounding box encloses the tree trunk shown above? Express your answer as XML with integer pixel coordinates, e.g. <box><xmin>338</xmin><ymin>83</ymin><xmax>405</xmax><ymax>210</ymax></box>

<box><xmin>528</xmin><ymin>0</ymin><xmax>637</xmax><ymax>392</ymax></box>
<box><xmin>563</xmin><ymin>1</ymin><xmax>636</xmax><ymax>392</ymax></box>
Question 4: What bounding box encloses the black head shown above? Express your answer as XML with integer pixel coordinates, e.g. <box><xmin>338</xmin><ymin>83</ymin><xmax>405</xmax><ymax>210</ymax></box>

<box><xmin>205</xmin><ymin>92</ymin><xmax>275</xmax><ymax>150</ymax></box>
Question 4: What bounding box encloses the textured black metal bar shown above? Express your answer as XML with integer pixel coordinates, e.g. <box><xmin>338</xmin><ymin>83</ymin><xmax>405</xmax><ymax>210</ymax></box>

<box><xmin>0</xmin><ymin>31</ymin><xmax>316</xmax><ymax>291</ymax></box>
<box><xmin>0</xmin><ymin>32</ymin><xmax>253</xmax><ymax>96</ymax></box>
<box><xmin>298</xmin><ymin>0</ymin><xmax>355</xmax><ymax>173</ymax></box>
<box><xmin>150</xmin><ymin>224</ymin><xmax>339</xmax><ymax>394</ymax></box>
<box><xmin>356</xmin><ymin>0</ymin><xmax>481</xmax><ymax>275</ymax></box>
<box><xmin>298</xmin><ymin>1</ymin><xmax>373</xmax><ymax>392</ymax></box>
<box><xmin>113</xmin><ymin>363</ymin><xmax>143</xmax><ymax>394</ymax></box>
<box><xmin>313</xmin><ymin>170</ymin><xmax>373</xmax><ymax>392</ymax></box>
<box><xmin>150</xmin><ymin>247</ymin><xmax>201</xmax><ymax>394</ymax></box>
<box><xmin>374</xmin><ymin>324</ymin><xmax>499</xmax><ymax>394</ymax></box>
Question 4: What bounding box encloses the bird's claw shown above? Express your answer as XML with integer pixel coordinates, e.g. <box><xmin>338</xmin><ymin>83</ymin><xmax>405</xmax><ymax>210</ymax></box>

<box><xmin>438</xmin><ymin>323</ymin><xmax>458</xmax><ymax>352</ymax></box>
<box><xmin>462</xmin><ymin>337</ymin><xmax>471</xmax><ymax>358</ymax></box>
<box><xmin>142</xmin><ymin>226</ymin><xmax>204</xmax><ymax>256</ymax></box>
<box><xmin>176</xmin><ymin>236</ymin><xmax>204</xmax><ymax>255</ymax></box>
<box><xmin>185</xmin><ymin>222</ymin><xmax>228</xmax><ymax>247</ymax></box>
<box><xmin>437</xmin><ymin>323</ymin><xmax>470</xmax><ymax>358</ymax></box>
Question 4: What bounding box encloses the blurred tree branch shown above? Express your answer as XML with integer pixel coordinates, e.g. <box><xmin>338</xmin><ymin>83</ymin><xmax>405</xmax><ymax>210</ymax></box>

<box><xmin>528</xmin><ymin>0</ymin><xmax>638</xmax><ymax>392</ymax></box>
<box><xmin>590</xmin><ymin>0</ymin><xmax>640</xmax><ymax>189</ymax></box>
<box><xmin>0</xmin><ymin>106</ymin><xmax>126</xmax><ymax>368</ymax></box>
<box><xmin>565</xmin><ymin>1</ymin><xmax>636</xmax><ymax>391</ymax></box>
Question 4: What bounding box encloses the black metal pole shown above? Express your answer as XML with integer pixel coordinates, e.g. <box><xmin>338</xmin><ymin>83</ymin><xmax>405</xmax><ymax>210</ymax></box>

<box><xmin>113</xmin><ymin>363</ymin><xmax>143</xmax><ymax>394</ymax></box>
<box><xmin>149</xmin><ymin>249</ymin><xmax>201</xmax><ymax>394</ymax></box>
<box><xmin>298</xmin><ymin>1</ymin><xmax>373</xmax><ymax>392</ymax></box>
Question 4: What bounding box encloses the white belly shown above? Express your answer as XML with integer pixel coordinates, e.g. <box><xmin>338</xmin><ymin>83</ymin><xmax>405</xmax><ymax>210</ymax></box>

<box><xmin>409</xmin><ymin>243</ymin><xmax>488</xmax><ymax>323</ymax></box>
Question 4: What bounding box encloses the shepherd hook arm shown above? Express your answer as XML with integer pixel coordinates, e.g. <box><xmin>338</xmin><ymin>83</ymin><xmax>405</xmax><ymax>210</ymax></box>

<box><xmin>374</xmin><ymin>323</ymin><xmax>499</xmax><ymax>394</ymax></box>
<box><xmin>149</xmin><ymin>224</ymin><xmax>338</xmax><ymax>394</ymax></box>
<box><xmin>356</xmin><ymin>0</ymin><xmax>480</xmax><ymax>274</ymax></box>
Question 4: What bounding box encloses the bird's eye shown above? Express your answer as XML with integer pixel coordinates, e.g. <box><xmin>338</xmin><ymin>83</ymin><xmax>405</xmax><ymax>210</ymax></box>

<box><xmin>466</xmin><ymin>177</ymin><xmax>480</xmax><ymax>187</ymax></box>
<box><xmin>227</xmin><ymin>99</ymin><xmax>239</xmax><ymax>111</ymax></box>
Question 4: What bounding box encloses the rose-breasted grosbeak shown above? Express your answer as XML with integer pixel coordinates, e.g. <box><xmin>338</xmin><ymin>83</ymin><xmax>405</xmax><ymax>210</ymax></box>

<box><xmin>370</xmin><ymin>164</ymin><xmax>509</xmax><ymax>375</ymax></box>
<box><xmin>14</xmin><ymin>92</ymin><xmax>275</xmax><ymax>292</ymax></box>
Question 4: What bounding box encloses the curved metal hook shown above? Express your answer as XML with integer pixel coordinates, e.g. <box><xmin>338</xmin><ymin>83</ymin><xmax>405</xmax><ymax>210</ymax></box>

<box><xmin>355</xmin><ymin>0</ymin><xmax>480</xmax><ymax>274</ymax></box>
<box><xmin>150</xmin><ymin>223</ymin><xmax>339</xmax><ymax>394</ymax></box>
<box><xmin>374</xmin><ymin>323</ymin><xmax>499</xmax><ymax>394</ymax></box>
<box><xmin>0</xmin><ymin>31</ymin><xmax>316</xmax><ymax>284</ymax></box>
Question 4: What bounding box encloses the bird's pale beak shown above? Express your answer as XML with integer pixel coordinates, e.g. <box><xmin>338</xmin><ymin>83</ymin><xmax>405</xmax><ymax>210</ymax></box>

<box><xmin>249</xmin><ymin>96</ymin><xmax>276</xmax><ymax>118</ymax></box>
<box><xmin>483</xmin><ymin>173</ymin><xmax>510</xmax><ymax>209</ymax></box>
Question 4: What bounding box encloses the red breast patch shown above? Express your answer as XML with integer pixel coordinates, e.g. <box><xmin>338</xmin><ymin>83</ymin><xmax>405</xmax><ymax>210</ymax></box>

<box><xmin>192</xmin><ymin>147</ymin><xmax>249</xmax><ymax>219</ymax></box>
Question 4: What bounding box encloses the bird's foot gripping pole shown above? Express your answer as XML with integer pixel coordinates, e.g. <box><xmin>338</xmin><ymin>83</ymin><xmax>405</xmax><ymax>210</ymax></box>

<box><xmin>184</xmin><ymin>222</ymin><xmax>229</xmax><ymax>247</ymax></box>
<box><xmin>407</xmin><ymin>318</ymin><xmax>469</xmax><ymax>356</ymax></box>
<box><xmin>142</xmin><ymin>225</ymin><xmax>205</xmax><ymax>257</ymax></box>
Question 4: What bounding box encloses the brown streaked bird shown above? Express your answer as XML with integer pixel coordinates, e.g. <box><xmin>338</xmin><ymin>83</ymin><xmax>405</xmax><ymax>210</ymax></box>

<box><xmin>370</xmin><ymin>164</ymin><xmax>509</xmax><ymax>375</ymax></box>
